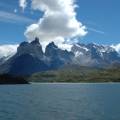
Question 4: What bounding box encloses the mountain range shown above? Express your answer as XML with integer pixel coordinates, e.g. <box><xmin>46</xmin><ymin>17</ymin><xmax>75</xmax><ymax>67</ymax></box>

<box><xmin>0</xmin><ymin>37</ymin><xmax>120</xmax><ymax>75</ymax></box>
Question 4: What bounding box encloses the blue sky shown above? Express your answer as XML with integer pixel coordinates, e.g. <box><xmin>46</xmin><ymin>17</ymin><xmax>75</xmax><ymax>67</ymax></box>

<box><xmin>0</xmin><ymin>0</ymin><xmax>120</xmax><ymax>45</ymax></box>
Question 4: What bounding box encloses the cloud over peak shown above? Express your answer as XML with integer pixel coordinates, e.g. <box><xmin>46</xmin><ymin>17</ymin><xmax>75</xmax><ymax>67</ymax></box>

<box><xmin>24</xmin><ymin>0</ymin><xmax>87</xmax><ymax>49</ymax></box>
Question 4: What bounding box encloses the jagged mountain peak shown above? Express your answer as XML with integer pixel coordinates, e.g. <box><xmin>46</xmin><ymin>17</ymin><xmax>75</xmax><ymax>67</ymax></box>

<box><xmin>0</xmin><ymin>39</ymin><xmax>74</xmax><ymax>75</ymax></box>
<box><xmin>72</xmin><ymin>44</ymin><xmax>89</xmax><ymax>52</ymax></box>
<box><xmin>45</xmin><ymin>42</ymin><xmax>59</xmax><ymax>57</ymax></box>
<box><xmin>19</xmin><ymin>41</ymin><xmax>29</xmax><ymax>47</ymax></box>
<box><xmin>30</xmin><ymin>37</ymin><xmax>40</xmax><ymax>45</ymax></box>
<box><xmin>19</xmin><ymin>38</ymin><xmax>41</xmax><ymax>47</ymax></box>
<box><xmin>71</xmin><ymin>43</ymin><xmax>120</xmax><ymax>66</ymax></box>
<box><xmin>46</xmin><ymin>42</ymin><xmax>58</xmax><ymax>49</ymax></box>
<box><xmin>17</xmin><ymin>38</ymin><xmax>44</xmax><ymax>59</ymax></box>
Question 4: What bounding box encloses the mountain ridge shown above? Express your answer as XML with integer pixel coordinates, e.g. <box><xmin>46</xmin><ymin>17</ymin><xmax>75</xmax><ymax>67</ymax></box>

<box><xmin>0</xmin><ymin>38</ymin><xmax>120</xmax><ymax>75</ymax></box>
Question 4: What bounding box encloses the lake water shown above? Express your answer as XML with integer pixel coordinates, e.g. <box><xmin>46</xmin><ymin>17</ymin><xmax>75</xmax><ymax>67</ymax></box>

<box><xmin>0</xmin><ymin>83</ymin><xmax>120</xmax><ymax>120</ymax></box>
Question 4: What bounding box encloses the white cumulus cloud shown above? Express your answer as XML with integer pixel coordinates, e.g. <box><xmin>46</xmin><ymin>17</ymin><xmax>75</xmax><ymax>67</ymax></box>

<box><xmin>24</xmin><ymin>0</ymin><xmax>87</xmax><ymax>50</ymax></box>
<box><xmin>0</xmin><ymin>44</ymin><xmax>18</xmax><ymax>59</ymax></box>
<box><xmin>111</xmin><ymin>44</ymin><xmax>120</xmax><ymax>54</ymax></box>
<box><xmin>19</xmin><ymin>0</ymin><xmax>27</xmax><ymax>11</ymax></box>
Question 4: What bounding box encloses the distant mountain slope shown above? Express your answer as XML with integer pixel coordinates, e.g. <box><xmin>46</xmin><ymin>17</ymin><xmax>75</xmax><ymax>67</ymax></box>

<box><xmin>28</xmin><ymin>66</ymin><xmax>120</xmax><ymax>83</ymax></box>
<box><xmin>71</xmin><ymin>43</ymin><xmax>120</xmax><ymax>67</ymax></box>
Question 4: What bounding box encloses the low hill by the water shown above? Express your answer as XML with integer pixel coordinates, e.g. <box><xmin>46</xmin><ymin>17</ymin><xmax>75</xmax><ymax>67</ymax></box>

<box><xmin>28</xmin><ymin>66</ymin><xmax>120</xmax><ymax>83</ymax></box>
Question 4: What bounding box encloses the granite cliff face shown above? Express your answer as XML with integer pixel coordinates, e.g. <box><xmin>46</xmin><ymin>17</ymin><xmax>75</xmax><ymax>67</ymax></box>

<box><xmin>0</xmin><ymin>38</ymin><xmax>73</xmax><ymax>75</ymax></box>
<box><xmin>45</xmin><ymin>42</ymin><xmax>74</xmax><ymax>69</ymax></box>
<box><xmin>17</xmin><ymin>38</ymin><xmax>44</xmax><ymax>59</ymax></box>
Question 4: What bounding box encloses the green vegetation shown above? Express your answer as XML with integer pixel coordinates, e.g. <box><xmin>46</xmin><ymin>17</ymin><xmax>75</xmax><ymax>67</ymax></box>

<box><xmin>1</xmin><ymin>66</ymin><xmax>120</xmax><ymax>84</ymax></box>
<box><xmin>28</xmin><ymin>66</ymin><xmax>120</xmax><ymax>83</ymax></box>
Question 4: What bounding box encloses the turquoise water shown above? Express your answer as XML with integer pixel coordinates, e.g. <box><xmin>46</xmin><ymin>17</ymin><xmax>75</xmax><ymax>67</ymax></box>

<box><xmin>0</xmin><ymin>83</ymin><xmax>120</xmax><ymax>120</ymax></box>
